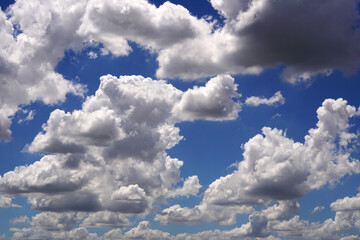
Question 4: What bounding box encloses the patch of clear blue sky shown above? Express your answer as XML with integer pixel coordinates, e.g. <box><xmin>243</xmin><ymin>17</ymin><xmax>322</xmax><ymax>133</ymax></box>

<box><xmin>150</xmin><ymin>0</ymin><xmax>222</xmax><ymax>21</ymax></box>
<box><xmin>1</xmin><ymin>0</ymin><xmax>360</xmax><ymax>238</ymax></box>
<box><xmin>0</xmin><ymin>0</ymin><xmax>14</xmax><ymax>11</ymax></box>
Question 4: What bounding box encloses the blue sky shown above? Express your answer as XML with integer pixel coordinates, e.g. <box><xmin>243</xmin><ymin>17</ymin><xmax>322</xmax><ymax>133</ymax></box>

<box><xmin>1</xmin><ymin>0</ymin><xmax>360</xmax><ymax>239</ymax></box>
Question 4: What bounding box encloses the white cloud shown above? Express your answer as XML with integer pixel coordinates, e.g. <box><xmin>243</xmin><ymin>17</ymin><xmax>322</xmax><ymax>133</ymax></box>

<box><xmin>10</xmin><ymin>226</ymin><xmax>99</xmax><ymax>240</ymax></box>
<box><xmin>157</xmin><ymin>98</ymin><xmax>360</xmax><ymax>227</ymax></box>
<box><xmin>1</xmin><ymin>0</ymin><xmax>358</xmax><ymax>138</ymax></box>
<box><xmin>123</xmin><ymin>221</ymin><xmax>173</xmax><ymax>240</ymax></box>
<box><xmin>0</xmin><ymin>74</ymin><xmax>242</xmax><ymax>229</ymax></box>
<box><xmin>30</xmin><ymin>212</ymin><xmax>84</xmax><ymax>231</ymax></box>
<box><xmin>341</xmin><ymin>236</ymin><xmax>360</xmax><ymax>240</ymax></box>
<box><xmin>312</xmin><ymin>206</ymin><xmax>325</xmax><ymax>214</ymax></box>
<box><xmin>245</xmin><ymin>91</ymin><xmax>285</xmax><ymax>107</ymax></box>
<box><xmin>0</xmin><ymin>194</ymin><xmax>20</xmax><ymax>208</ymax></box>
<box><xmin>168</xmin><ymin>176</ymin><xmax>202</xmax><ymax>199</ymax></box>
<box><xmin>0</xmin><ymin>1</ymin><xmax>86</xmax><ymax>139</ymax></box>
<box><xmin>81</xmin><ymin>211</ymin><xmax>130</xmax><ymax>228</ymax></box>
<box><xmin>10</xmin><ymin>216</ymin><xmax>29</xmax><ymax>225</ymax></box>
<box><xmin>18</xmin><ymin>110</ymin><xmax>35</xmax><ymax>124</ymax></box>
<box><xmin>78</xmin><ymin>0</ymin><xmax>212</xmax><ymax>53</ymax></box>
<box><xmin>1</xmin><ymin>0</ymin><xmax>360</xmax><ymax>238</ymax></box>
<box><xmin>172</xmin><ymin>75</ymin><xmax>241</xmax><ymax>121</ymax></box>
<box><xmin>331</xmin><ymin>193</ymin><xmax>360</xmax><ymax>212</ymax></box>
<box><xmin>157</xmin><ymin>0</ymin><xmax>360</xmax><ymax>81</ymax></box>
<box><xmin>88</xmin><ymin>51</ymin><xmax>98</xmax><ymax>59</ymax></box>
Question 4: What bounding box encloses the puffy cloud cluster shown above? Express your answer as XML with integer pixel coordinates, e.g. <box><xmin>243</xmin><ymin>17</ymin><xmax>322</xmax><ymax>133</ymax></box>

<box><xmin>7</xmin><ymin>95</ymin><xmax>358</xmax><ymax>239</ymax></box>
<box><xmin>266</xmin><ymin>195</ymin><xmax>360</xmax><ymax>240</ymax></box>
<box><xmin>13</xmin><ymin>210</ymin><xmax>358</xmax><ymax>240</ymax></box>
<box><xmin>331</xmin><ymin>193</ymin><xmax>360</xmax><ymax>212</ymax></box>
<box><xmin>0</xmin><ymin>74</ymin><xmax>239</xmax><ymax>230</ymax></box>
<box><xmin>156</xmin><ymin>98</ymin><xmax>360</xmax><ymax>237</ymax></box>
<box><xmin>172</xmin><ymin>74</ymin><xmax>240</xmax><ymax>121</ymax></box>
<box><xmin>78</xmin><ymin>0</ymin><xmax>212</xmax><ymax>54</ymax></box>
<box><xmin>1</xmin><ymin>0</ymin><xmax>359</xmax><ymax>139</ymax></box>
<box><xmin>1</xmin><ymin>0</ymin><xmax>360</xmax><ymax>238</ymax></box>
<box><xmin>10</xmin><ymin>217</ymin><xmax>283</xmax><ymax>240</ymax></box>
<box><xmin>0</xmin><ymin>0</ymin><xmax>85</xmax><ymax>139</ymax></box>
<box><xmin>0</xmin><ymin>0</ymin><xmax>215</xmax><ymax>139</ymax></box>
<box><xmin>157</xmin><ymin>0</ymin><xmax>360</xmax><ymax>81</ymax></box>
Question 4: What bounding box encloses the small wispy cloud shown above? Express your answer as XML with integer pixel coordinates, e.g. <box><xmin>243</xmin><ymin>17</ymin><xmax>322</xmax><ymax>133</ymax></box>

<box><xmin>312</xmin><ymin>205</ymin><xmax>325</xmax><ymax>214</ymax></box>
<box><xmin>245</xmin><ymin>91</ymin><xmax>285</xmax><ymax>107</ymax></box>
<box><xmin>10</xmin><ymin>216</ymin><xmax>29</xmax><ymax>225</ymax></box>
<box><xmin>18</xmin><ymin>109</ymin><xmax>35</xmax><ymax>124</ymax></box>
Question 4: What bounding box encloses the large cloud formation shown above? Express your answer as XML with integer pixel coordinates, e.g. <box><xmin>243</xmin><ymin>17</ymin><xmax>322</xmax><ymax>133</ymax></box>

<box><xmin>156</xmin><ymin>98</ymin><xmax>360</xmax><ymax>238</ymax></box>
<box><xmin>1</xmin><ymin>0</ymin><xmax>359</xmax><ymax>139</ymax></box>
<box><xmin>3</xmin><ymin>88</ymin><xmax>360</xmax><ymax>239</ymax></box>
<box><xmin>157</xmin><ymin>0</ymin><xmax>360</xmax><ymax>81</ymax></box>
<box><xmin>0</xmin><ymin>74</ymin><xmax>239</xmax><ymax>228</ymax></box>
<box><xmin>1</xmin><ymin>0</ymin><xmax>360</xmax><ymax>239</ymax></box>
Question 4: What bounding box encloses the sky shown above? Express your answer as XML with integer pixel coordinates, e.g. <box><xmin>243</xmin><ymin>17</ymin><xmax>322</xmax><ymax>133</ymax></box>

<box><xmin>0</xmin><ymin>0</ymin><xmax>360</xmax><ymax>239</ymax></box>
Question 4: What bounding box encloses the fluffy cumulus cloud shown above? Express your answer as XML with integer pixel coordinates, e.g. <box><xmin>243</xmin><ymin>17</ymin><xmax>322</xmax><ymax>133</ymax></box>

<box><xmin>172</xmin><ymin>75</ymin><xmax>241</xmax><ymax>121</ymax></box>
<box><xmin>157</xmin><ymin>0</ymin><xmax>360</xmax><ymax>81</ymax></box>
<box><xmin>1</xmin><ymin>0</ymin><xmax>360</xmax><ymax>239</ymax></box>
<box><xmin>331</xmin><ymin>193</ymin><xmax>360</xmax><ymax>212</ymax></box>
<box><xmin>0</xmin><ymin>74</ymin><xmax>239</xmax><ymax>232</ymax></box>
<box><xmin>266</xmin><ymin>201</ymin><xmax>360</xmax><ymax>240</ymax></box>
<box><xmin>156</xmin><ymin>98</ymin><xmax>360</xmax><ymax>237</ymax></box>
<box><xmin>3</xmin><ymin>92</ymin><xmax>360</xmax><ymax>238</ymax></box>
<box><xmin>0</xmin><ymin>0</ymin><xmax>206</xmax><ymax>139</ymax></box>
<box><xmin>245</xmin><ymin>91</ymin><xmax>285</xmax><ymax>107</ymax></box>
<box><xmin>1</xmin><ymin>0</ymin><xmax>359</xmax><ymax>138</ymax></box>
<box><xmin>10</xmin><ymin>218</ymin><xmax>284</xmax><ymax>240</ymax></box>
<box><xmin>0</xmin><ymin>0</ymin><xmax>85</xmax><ymax>139</ymax></box>
<box><xmin>77</xmin><ymin>0</ymin><xmax>212</xmax><ymax>54</ymax></box>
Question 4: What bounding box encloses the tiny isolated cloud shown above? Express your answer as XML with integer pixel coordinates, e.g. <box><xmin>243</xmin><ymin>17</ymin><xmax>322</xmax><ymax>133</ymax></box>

<box><xmin>87</xmin><ymin>51</ymin><xmax>98</xmax><ymax>59</ymax></box>
<box><xmin>18</xmin><ymin>109</ymin><xmax>35</xmax><ymax>124</ymax></box>
<box><xmin>312</xmin><ymin>205</ymin><xmax>325</xmax><ymax>214</ymax></box>
<box><xmin>272</xmin><ymin>113</ymin><xmax>282</xmax><ymax>119</ymax></box>
<box><xmin>245</xmin><ymin>91</ymin><xmax>285</xmax><ymax>107</ymax></box>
